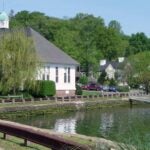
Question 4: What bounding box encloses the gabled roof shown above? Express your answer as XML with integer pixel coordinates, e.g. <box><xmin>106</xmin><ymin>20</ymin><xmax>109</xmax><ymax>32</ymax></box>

<box><xmin>26</xmin><ymin>27</ymin><xmax>79</xmax><ymax>65</ymax></box>
<box><xmin>100</xmin><ymin>61</ymin><xmax>122</xmax><ymax>71</ymax></box>
<box><xmin>0</xmin><ymin>27</ymin><xmax>79</xmax><ymax>66</ymax></box>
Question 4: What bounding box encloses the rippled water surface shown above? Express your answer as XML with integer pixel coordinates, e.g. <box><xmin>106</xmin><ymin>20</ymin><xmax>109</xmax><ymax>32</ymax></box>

<box><xmin>11</xmin><ymin>105</ymin><xmax>150</xmax><ymax>148</ymax></box>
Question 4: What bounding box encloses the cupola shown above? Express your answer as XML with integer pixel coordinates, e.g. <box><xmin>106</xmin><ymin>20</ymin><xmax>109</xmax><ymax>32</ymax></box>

<box><xmin>0</xmin><ymin>11</ymin><xmax>9</xmax><ymax>29</ymax></box>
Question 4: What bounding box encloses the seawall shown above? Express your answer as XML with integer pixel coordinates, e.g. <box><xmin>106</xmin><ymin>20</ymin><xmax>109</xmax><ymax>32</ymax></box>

<box><xmin>0</xmin><ymin>99</ymin><xmax>129</xmax><ymax>118</ymax></box>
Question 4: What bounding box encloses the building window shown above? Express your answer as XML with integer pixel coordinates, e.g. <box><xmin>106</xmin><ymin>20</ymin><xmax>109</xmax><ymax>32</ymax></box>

<box><xmin>64</xmin><ymin>67</ymin><xmax>67</xmax><ymax>83</ymax></box>
<box><xmin>68</xmin><ymin>67</ymin><xmax>70</xmax><ymax>83</ymax></box>
<box><xmin>64</xmin><ymin>72</ymin><xmax>67</xmax><ymax>83</ymax></box>
<box><xmin>56</xmin><ymin>67</ymin><xmax>58</xmax><ymax>83</ymax></box>
<box><xmin>47</xmin><ymin>74</ymin><xmax>49</xmax><ymax>80</ymax></box>
<box><xmin>42</xmin><ymin>74</ymin><xmax>45</xmax><ymax>80</ymax></box>
<box><xmin>64</xmin><ymin>67</ymin><xmax>71</xmax><ymax>83</ymax></box>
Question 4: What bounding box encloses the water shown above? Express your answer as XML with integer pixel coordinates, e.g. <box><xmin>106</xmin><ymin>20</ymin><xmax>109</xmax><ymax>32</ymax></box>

<box><xmin>11</xmin><ymin>105</ymin><xmax>150</xmax><ymax>148</ymax></box>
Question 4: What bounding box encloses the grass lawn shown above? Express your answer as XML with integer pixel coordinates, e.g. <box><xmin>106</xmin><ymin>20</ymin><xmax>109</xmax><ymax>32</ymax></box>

<box><xmin>0</xmin><ymin>132</ymin><xmax>94</xmax><ymax>150</ymax></box>
<box><xmin>82</xmin><ymin>90</ymin><xmax>101</xmax><ymax>96</ymax></box>
<box><xmin>0</xmin><ymin>133</ymin><xmax>49</xmax><ymax>150</ymax></box>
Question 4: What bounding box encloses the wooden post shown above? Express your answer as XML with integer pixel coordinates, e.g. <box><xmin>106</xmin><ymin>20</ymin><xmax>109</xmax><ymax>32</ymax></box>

<box><xmin>2</xmin><ymin>99</ymin><xmax>5</xmax><ymax>104</ymax></box>
<box><xmin>55</xmin><ymin>97</ymin><xmax>57</xmax><ymax>103</ymax></box>
<box><xmin>24</xmin><ymin>139</ymin><xmax>28</xmax><ymax>146</ymax></box>
<box><xmin>12</xmin><ymin>99</ymin><xmax>15</xmax><ymax>104</ymax></box>
<box><xmin>3</xmin><ymin>133</ymin><xmax>6</xmax><ymax>139</ymax></box>
<box><xmin>31</xmin><ymin>98</ymin><xmax>34</xmax><ymax>103</ymax></box>
<box><xmin>62</xmin><ymin>97</ymin><xmax>64</xmax><ymax>102</ymax></box>
<box><xmin>111</xmin><ymin>93</ymin><xmax>113</xmax><ymax>99</ymax></box>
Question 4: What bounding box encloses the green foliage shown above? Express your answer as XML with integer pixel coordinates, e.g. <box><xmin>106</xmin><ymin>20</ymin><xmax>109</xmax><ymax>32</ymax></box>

<box><xmin>127</xmin><ymin>76</ymin><xmax>139</xmax><ymax>88</ymax></box>
<box><xmin>125</xmin><ymin>32</ymin><xmax>150</xmax><ymax>56</ymax></box>
<box><xmin>108</xmin><ymin>20</ymin><xmax>123</xmax><ymax>35</ymax></box>
<box><xmin>0</xmin><ymin>30</ymin><xmax>39</xmax><ymax>95</ymax></box>
<box><xmin>79</xmin><ymin>75</ymin><xmax>88</xmax><ymax>85</ymax></box>
<box><xmin>75</xmin><ymin>84</ymin><xmax>82</xmax><ymax>95</ymax></box>
<box><xmin>117</xmin><ymin>86</ymin><xmax>129</xmax><ymax>92</ymax></box>
<box><xmin>109</xmin><ymin>79</ymin><xmax>117</xmax><ymax>86</ymax></box>
<box><xmin>97</xmin><ymin>72</ymin><xmax>106</xmax><ymax>84</ymax></box>
<box><xmin>128</xmin><ymin>51</ymin><xmax>150</xmax><ymax>93</ymax></box>
<box><xmin>9</xmin><ymin>10</ymin><xmax>150</xmax><ymax>79</ymax></box>
<box><xmin>10</xmin><ymin>11</ymin><xmax>128</xmax><ymax>77</ymax></box>
<box><xmin>34</xmin><ymin>80</ymin><xmax>56</xmax><ymax>97</ymax></box>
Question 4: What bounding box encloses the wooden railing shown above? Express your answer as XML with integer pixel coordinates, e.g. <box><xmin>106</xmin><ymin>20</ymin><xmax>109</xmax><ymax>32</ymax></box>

<box><xmin>0</xmin><ymin>120</ymin><xmax>90</xmax><ymax>150</ymax></box>
<box><xmin>0</xmin><ymin>92</ymin><xmax>146</xmax><ymax>104</ymax></box>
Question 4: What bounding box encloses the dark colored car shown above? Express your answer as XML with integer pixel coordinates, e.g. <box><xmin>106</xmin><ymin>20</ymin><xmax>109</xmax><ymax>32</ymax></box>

<box><xmin>109</xmin><ymin>86</ymin><xmax>117</xmax><ymax>92</ymax></box>
<box><xmin>87</xmin><ymin>83</ymin><xmax>100</xmax><ymax>91</ymax></box>
<box><xmin>81</xmin><ymin>84</ymin><xmax>89</xmax><ymax>90</ymax></box>
<box><xmin>81</xmin><ymin>83</ymin><xmax>101</xmax><ymax>91</ymax></box>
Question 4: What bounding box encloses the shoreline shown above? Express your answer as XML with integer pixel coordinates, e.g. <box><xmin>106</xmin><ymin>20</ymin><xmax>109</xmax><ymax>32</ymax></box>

<box><xmin>0</xmin><ymin>98</ymin><xmax>129</xmax><ymax>118</ymax></box>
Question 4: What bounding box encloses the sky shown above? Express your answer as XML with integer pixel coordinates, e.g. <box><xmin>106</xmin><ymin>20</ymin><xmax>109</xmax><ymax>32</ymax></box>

<box><xmin>1</xmin><ymin>0</ymin><xmax>150</xmax><ymax>36</ymax></box>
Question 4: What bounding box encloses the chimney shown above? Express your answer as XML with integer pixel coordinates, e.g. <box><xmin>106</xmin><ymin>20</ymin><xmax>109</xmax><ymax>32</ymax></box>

<box><xmin>100</xmin><ymin>59</ymin><xmax>106</xmax><ymax>66</ymax></box>
<box><xmin>118</xmin><ymin>57</ymin><xmax>124</xmax><ymax>63</ymax></box>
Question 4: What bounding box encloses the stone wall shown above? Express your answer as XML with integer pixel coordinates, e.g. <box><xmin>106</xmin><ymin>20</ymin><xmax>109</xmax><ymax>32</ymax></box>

<box><xmin>56</xmin><ymin>90</ymin><xmax>75</xmax><ymax>96</ymax></box>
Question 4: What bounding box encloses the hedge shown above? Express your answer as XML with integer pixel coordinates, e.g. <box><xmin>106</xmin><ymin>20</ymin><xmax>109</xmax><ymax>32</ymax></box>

<box><xmin>32</xmin><ymin>80</ymin><xmax>56</xmax><ymax>97</ymax></box>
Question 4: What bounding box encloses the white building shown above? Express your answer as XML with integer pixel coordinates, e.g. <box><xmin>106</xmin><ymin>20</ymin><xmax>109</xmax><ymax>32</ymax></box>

<box><xmin>0</xmin><ymin>12</ymin><xmax>79</xmax><ymax>96</ymax></box>
<box><xmin>26</xmin><ymin>28</ymin><xmax>79</xmax><ymax>96</ymax></box>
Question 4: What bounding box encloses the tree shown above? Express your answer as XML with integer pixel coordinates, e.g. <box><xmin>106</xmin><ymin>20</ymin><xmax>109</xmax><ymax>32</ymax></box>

<box><xmin>128</xmin><ymin>51</ymin><xmax>150</xmax><ymax>94</ymax></box>
<box><xmin>97</xmin><ymin>72</ymin><xmax>106</xmax><ymax>84</ymax></box>
<box><xmin>125</xmin><ymin>32</ymin><xmax>150</xmax><ymax>56</ymax></box>
<box><xmin>96</xmin><ymin>27</ymin><xmax>127</xmax><ymax>60</ymax></box>
<box><xmin>75</xmin><ymin>14</ymin><xmax>104</xmax><ymax>77</ymax></box>
<box><xmin>108</xmin><ymin>20</ymin><xmax>122</xmax><ymax>34</ymax></box>
<box><xmin>0</xmin><ymin>30</ymin><xmax>39</xmax><ymax>94</ymax></box>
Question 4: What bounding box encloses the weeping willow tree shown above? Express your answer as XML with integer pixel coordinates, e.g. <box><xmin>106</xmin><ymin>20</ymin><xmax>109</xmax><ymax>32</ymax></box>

<box><xmin>0</xmin><ymin>30</ymin><xmax>40</xmax><ymax>95</ymax></box>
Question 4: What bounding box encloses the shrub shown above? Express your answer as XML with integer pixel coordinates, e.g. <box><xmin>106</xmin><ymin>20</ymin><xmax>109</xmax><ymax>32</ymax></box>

<box><xmin>109</xmin><ymin>79</ymin><xmax>117</xmax><ymax>86</ymax></box>
<box><xmin>79</xmin><ymin>75</ymin><xmax>88</xmax><ymax>85</ymax></box>
<box><xmin>31</xmin><ymin>80</ymin><xmax>56</xmax><ymax>97</ymax></box>
<box><xmin>75</xmin><ymin>84</ymin><xmax>82</xmax><ymax>95</ymax></box>
<box><xmin>117</xmin><ymin>86</ymin><xmax>129</xmax><ymax>92</ymax></box>
<box><xmin>97</xmin><ymin>72</ymin><xmax>107</xmax><ymax>84</ymax></box>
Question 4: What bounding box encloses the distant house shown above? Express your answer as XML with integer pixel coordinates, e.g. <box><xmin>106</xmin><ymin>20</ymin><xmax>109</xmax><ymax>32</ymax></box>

<box><xmin>0</xmin><ymin>12</ymin><xmax>79</xmax><ymax>96</ymax></box>
<box><xmin>99</xmin><ymin>57</ymin><xmax>125</xmax><ymax>80</ymax></box>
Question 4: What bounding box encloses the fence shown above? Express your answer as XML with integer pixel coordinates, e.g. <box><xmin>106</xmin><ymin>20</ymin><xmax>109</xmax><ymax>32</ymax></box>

<box><xmin>0</xmin><ymin>92</ymin><xmax>146</xmax><ymax>104</ymax></box>
<box><xmin>0</xmin><ymin>120</ymin><xmax>90</xmax><ymax>150</ymax></box>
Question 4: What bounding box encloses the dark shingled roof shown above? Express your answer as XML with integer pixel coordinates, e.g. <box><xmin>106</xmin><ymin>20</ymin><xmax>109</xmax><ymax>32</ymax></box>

<box><xmin>0</xmin><ymin>27</ymin><xmax>79</xmax><ymax>66</ymax></box>
<box><xmin>100</xmin><ymin>61</ymin><xmax>122</xmax><ymax>71</ymax></box>
<box><xmin>26</xmin><ymin>28</ymin><xmax>79</xmax><ymax>65</ymax></box>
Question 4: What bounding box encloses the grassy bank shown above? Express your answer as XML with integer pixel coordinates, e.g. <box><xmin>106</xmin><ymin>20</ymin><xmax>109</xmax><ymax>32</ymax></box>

<box><xmin>0</xmin><ymin>133</ymin><xmax>49</xmax><ymax>150</ymax></box>
<box><xmin>0</xmin><ymin>125</ymin><xmax>134</xmax><ymax>150</ymax></box>
<box><xmin>0</xmin><ymin>99</ymin><xmax>129</xmax><ymax>119</ymax></box>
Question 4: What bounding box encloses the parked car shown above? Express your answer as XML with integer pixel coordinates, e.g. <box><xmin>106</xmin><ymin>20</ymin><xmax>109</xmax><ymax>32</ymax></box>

<box><xmin>109</xmin><ymin>86</ymin><xmax>118</xmax><ymax>92</ymax></box>
<box><xmin>87</xmin><ymin>83</ymin><xmax>100</xmax><ymax>91</ymax></box>
<box><xmin>82</xmin><ymin>83</ymin><xmax>101</xmax><ymax>91</ymax></box>
<box><xmin>81</xmin><ymin>84</ymin><xmax>89</xmax><ymax>90</ymax></box>
<box><xmin>102</xmin><ymin>85</ymin><xmax>109</xmax><ymax>92</ymax></box>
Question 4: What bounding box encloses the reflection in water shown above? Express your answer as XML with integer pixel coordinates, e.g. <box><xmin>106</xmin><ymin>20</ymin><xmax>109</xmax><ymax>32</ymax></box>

<box><xmin>54</xmin><ymin>118</ymin><xmax>76</xmax><ymax>134</ymax></box>
<box><xmin>54</xmin><ymin>111</ymin><xmax>85</xmax><ymax>134</ymax></box>
<box><xmin>10</xmin><ymin>106</ymin><xmax>150</xmax><ymax>148</ymax></box>
<box><xmin>100</xmin><ymin>113</ymin><xmax>114</xmax><ymax>137</ymax></box>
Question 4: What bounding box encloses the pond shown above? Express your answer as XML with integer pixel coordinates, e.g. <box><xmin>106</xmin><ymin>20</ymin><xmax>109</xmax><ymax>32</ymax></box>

<box><xmin>10</xmin><ymin>105</ymin><xmax>150</xmax><ymax>149</ymax></box>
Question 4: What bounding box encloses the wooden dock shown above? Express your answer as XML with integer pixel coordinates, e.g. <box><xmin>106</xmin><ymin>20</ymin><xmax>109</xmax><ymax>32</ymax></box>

<box><xmin>129</xmin><ymin>95</ymin><xmax>150</xmax><ymax>104</ymax></box>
